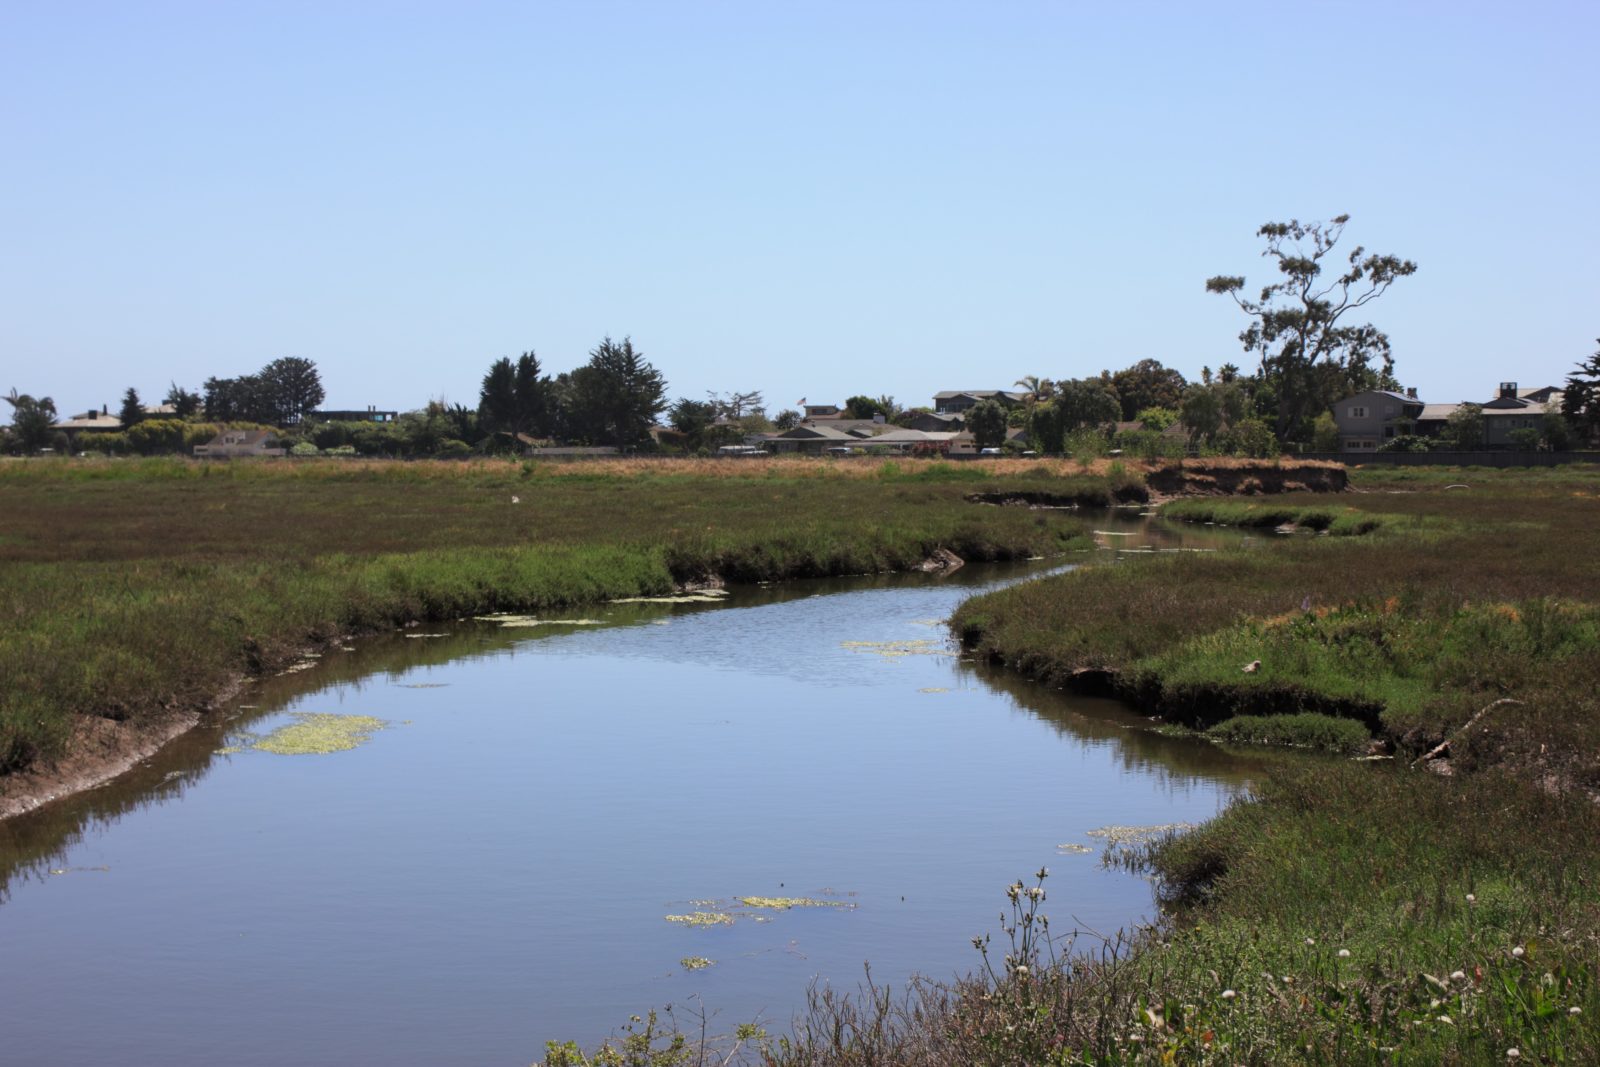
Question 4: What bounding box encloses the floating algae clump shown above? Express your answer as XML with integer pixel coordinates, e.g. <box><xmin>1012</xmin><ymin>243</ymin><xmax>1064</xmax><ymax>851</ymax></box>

<box><xmin>680</xmin><ymin>957</ymin><xmax>715</xmax><ymax>971</ymax></box>
<box><xmin>611</xmin><ymin>591</ymin><xmax>729</xmax><ymax>604</ymax></box>
<box><xmin>840</xmin><ymin>639</ymin><xmax>951</xmax><ymax>659</ymax></box>
<box><xmin>475</xmin><ymin>614</ymin><xmax>604</xmax><ymax>628</ymax></box>
<box><xmin>665</xmin><ymin>912</ymin><xmax>734</xmax><ymax>927</ymax></box>
<box><xmin>251</xmin><ymin>713</ymin><xmax>388</xmax><ymax>755</ymax></box>
<box><xmin>736</xmin><ymin>897</ymin><xmax>850</xmax><ymax>911</ymax></box>
<box><xmin>1056</xmin><ymin>843</ymin><xmax>1094</xmax><ymax>855</ymax></box>
<box><xmin>1085</xmin><ymin>823</ymin><xmax>1195</xmax><ymax>846</ymax></box>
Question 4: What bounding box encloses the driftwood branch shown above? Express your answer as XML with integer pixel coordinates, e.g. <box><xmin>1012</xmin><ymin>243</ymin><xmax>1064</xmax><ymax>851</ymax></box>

<box><xmin>1412</xmin><ymin>698</ymin><xmax>1524</xmax><ymax>767</ymax></box>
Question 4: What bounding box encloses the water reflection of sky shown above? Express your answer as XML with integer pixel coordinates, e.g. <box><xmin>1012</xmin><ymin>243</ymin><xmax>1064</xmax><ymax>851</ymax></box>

<box><xmin>0</xmin><ymin>521</ymin><xmax>1262</xmax><ymax>1067</ymax></box>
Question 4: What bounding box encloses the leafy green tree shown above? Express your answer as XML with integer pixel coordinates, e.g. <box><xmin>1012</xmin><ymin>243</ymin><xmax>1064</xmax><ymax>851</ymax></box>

<box><xmin>1507</xmin><ymin>427</ymin><xmax>1541</xmax><ymax>452</ymax></box>
<box><xmin>564</xmin><ymin>337</ymin><xmax>667</xmax><ymax>450</ymax></box>
<box><xmin>1560</xmin><ymin>340</ymin><xmax>1600</xmax><ymax>445</ymax></box>
<box><xmin>1443</xmin><ymin>404</ymin><xmax>1485</xmax><ymax>450</ymax></box>
<box><xmin>1134</xmin><ymin>406</ymin><xmax>1179</xmax><ymax>432</ymax></box>
<box><xmin>165</xmin><ymin>382</ymin><xmax>202</xmax><ymax>419</ymax></box>
<box><xmin>773</xmin><ymin>409</ymin><xmax>800</xmax><ymax>431</ymax></box>
<box><xmin>669</xmin><ymin>398</ymin><xmax>718</xmax><ymax>450</ymax></box>
<box><xmin>4</xmin><ymin>389</ymin><xmax>58</xmax><ymax>453</ymax></box>
<box><xmin>479</xmin><ymin>351</ymin><xmax>549</xmax><ymax>440</ymax></box>
<box><xmin>966</xmin><ymin>399</ymin><xmax>1008</xmax><ymax>448</ymax></box>
<box><xmin>1180</xmin><ymin>385</ymin><xmax>1224</xmax><ymax>446</ymax></box>
<box><xmin>1542</xmin><ymin>406</ymin><xmax>1574</xmax><ymax>451</ymax></box>
<box><xmin>1110</xmin><ymin>359</ymin><xmax>1187</xmax><ymax>421</ymax></box>
<box><xmin>258</xmin><ymin>357</ymin><xmax>325</xmax><ymax>425</ymax></box>
<box><xmin>1311</xmin><ymin>412</ymin><xmax>1341</xmax><ymax>451</ymax></box>
<box><xmin>1056</xmin><ymin>378</ymin><xmax>1121</xmax><ymax>433</ymax></box>
<box><xmin>203</xmin><ymin>375</ymin><xmax>268</xmax><ymax>422</ymax></box>
<box><xmin>1378</xmin><ymin>434</ymin><xmax>1432</xmax><ymax>453</ymax></box>
<box><xmin>1221</xmin><ymin>418</ymin><xmax>1280</xmax><ymax>458</ymax></box>
<box><xmin>1207</xmin><ymin>215</ymin><xmax>1416</xmax><ymax>444</ymax></box>
<box><xmin>1025</xmin><ymin>379</ymin><xmax>1119</xmax><ymax>452</ymax></box>
<box><xmin>843</xmin><ymin>395</ymin><xmax>889</xmax><ymax>420</ymax></box>
<box><xmin>118</xmin><ymin>387</ymin><xmax>145</xmax><ymax>428</ymax></box>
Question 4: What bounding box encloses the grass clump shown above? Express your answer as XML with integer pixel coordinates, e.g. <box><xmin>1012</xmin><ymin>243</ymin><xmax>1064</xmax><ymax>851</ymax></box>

<box><xmin>1159</xmin><ymin>497</ymin><xmax>1393</xmax><ymax>534</ymax></box>
<box><xmin>1205</xmin><ymin>712</ymin><xmax>1371</xmax><ymax>754</ymax></box>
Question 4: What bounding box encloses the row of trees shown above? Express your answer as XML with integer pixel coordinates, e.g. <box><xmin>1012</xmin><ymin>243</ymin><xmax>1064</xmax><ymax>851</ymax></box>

<box><xmin>476</xmin><ymin>337</ymin><xmax>667</xmax><ymax>450</ymax></box>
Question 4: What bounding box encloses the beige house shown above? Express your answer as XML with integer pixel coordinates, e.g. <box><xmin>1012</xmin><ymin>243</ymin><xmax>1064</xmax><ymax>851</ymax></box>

<box><xmin>193</xmin><ymin>429</ymin><xmax>285</xmax><ymax>458</ymax></box>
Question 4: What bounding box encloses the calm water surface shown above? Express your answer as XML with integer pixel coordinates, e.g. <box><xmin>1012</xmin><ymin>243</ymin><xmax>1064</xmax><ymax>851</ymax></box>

<box><xmin>0</xmin><ymin>514</ymin><xmax>1264</xmax><ymax>1065</ymax></box>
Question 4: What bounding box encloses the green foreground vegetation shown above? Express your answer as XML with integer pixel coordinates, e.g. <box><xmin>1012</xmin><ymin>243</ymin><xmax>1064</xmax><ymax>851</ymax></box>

<box><xmin>0</xmin><ymin>455</ymin><xmax>1111</xmax><ymax>779</ymax></box>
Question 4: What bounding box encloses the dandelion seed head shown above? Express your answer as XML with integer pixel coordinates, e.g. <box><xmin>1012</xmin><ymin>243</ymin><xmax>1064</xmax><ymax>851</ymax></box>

<box><xmin>1338</xmin><ymin>949</ymin><xmax>1351</xmax><ymax>958</ymax></box>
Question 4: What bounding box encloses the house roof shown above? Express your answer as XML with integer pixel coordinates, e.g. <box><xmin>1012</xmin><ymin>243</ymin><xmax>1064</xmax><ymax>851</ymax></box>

<box><xmin>1418</xmin><ymin>403</ymin><xmax>1462</xmax><ymax>421</ymax></box>
<box><xmin>1481</xmin><ymin>406</ymin><xmax>1552</xmax><ymax>418</ymax></box>
<box><xmin>54</xmin><ymin>414</ymin><xmax>122</xmax><ymax>431</ymax></box>
<box><xmin>932</xmin><ymin>390</ymin><xmax>1029</xmax><ymax>402</ymax></box>
<box><xmin>777</xmin><ymin>424</ymin><xmax>856</xmax><ymax>440</ymax></box>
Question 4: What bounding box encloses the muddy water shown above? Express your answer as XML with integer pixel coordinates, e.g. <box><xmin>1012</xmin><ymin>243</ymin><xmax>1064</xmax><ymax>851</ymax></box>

<box><xmin>0</xmin><ymin>512</ymin><xmax>1262</xmax><ymax>1066</ymax></box>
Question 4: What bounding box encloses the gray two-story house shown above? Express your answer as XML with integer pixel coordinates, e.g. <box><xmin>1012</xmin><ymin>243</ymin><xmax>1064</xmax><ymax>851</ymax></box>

<box><xmin>1332</xmin><ymin>389</ymin><xmax>1425</xmax><ymax>452</ymax></box>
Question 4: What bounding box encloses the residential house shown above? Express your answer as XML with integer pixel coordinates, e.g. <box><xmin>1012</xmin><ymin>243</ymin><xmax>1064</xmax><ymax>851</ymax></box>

<box><xmin>54</xmin><ymin>402</ymin><xmax>182</xmax><ymax>438</ymax></box>
<box><xmin>765</xmin><ymin>424</ymin><xmax>861</xmax><ymax>454</ymax></box>
<box><xmin>193</xmin><ymin>429</ymin><xmax>286</xmax><ymax>458</ymax></box>
<box><xmin>1330</xmin><ymin>390</ymin><xmax>1425</xmax><ymax>452</ymax></box>
<box><xmin>53</xmin><ymin>407</ymin><xmax>124</xmax><ymax>435</ymax></box>
<box><xmin>801</xmin><ymin>403</ymin><xmax>842</xmax><ymax>420</ymax></box>
<box><xmin>1480</xmin><ymin>382</ymin><xmax>1563</xmax><ymax>448</ymax></box>
<box><xmin>904</xmin><ymin>410</ymin><xmax>964</xmax><ymax>433</ymax></box>
<box><xmin>1414</xmin><ymin>403</ymin><xmax>1463</xmax><ymax>438</ymax></box>
<box><xmin>932</xmin><ymin>390</ymin><xmax>1028</xmax><ymax>416</ymax></box>
<box><xmin>311</xmin><ymin>406</ymin><xmax>398</xmax><ymax>423</ymax></box>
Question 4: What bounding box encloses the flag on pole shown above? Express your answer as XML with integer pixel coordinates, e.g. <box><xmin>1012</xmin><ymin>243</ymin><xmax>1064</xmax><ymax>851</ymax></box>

<box><xmin>797</xmin><ymin>397</ymin><xmax>807</xmax><ymax>406</ymax></box>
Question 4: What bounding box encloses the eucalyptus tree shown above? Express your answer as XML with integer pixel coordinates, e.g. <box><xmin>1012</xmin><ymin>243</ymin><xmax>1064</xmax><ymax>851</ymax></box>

<box><xmin>1206</xmin><ymin>215</ymin><xmax>1415</xmax><ymax>444</ymax></box>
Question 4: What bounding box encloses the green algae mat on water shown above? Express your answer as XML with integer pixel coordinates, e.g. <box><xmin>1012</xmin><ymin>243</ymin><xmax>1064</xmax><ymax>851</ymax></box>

<box><xmin>247</xmin><ymin>713</ymin><xmax>389</xmax><ymax>755</ymax></box>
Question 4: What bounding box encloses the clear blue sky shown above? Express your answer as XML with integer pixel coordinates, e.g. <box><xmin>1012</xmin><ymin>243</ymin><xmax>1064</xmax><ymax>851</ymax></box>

<box><xmin>4</xmin><ymin>1</ymin><xmax>1596</xmax><ymax>418</ymax></box>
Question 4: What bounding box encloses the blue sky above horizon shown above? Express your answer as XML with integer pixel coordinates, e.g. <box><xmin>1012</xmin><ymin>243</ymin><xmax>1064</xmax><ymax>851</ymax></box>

<box><xmin>4</xmin><ymin>1</ymin><xmax>1597</xmax><ymax>419</ymax></box>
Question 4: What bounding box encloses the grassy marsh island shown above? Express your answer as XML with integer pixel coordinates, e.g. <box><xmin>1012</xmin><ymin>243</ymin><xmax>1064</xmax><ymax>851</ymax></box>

<box><xmin>917</xmin><ymin>464</ymin><xmax>1600</xmax><ymax>1064</ymax></box>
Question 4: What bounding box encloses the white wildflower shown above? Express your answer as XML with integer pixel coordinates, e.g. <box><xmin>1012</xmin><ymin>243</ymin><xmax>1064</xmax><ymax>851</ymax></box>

<box><xmin>1338</xmin><ymin>949</ymin><xmax>1351</xmax><ymax>958</ymax></box>
<box><xmin>1512</xmin><ymin>946</ymin><xmax>1525</xmax><ymax>958</ymax></box>
<box><xmin>1221</xmin><ymin>989</ymin><xmax>1236</xmax><ymax>1000</ymax></box>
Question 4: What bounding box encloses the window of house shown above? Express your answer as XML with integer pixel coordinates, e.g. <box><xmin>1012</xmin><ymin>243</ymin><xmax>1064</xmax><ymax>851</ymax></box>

<box><xmin>1348</xmin><ymin>406</ymin><xmax>1367</xmax><ymax>418</ymax></box>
